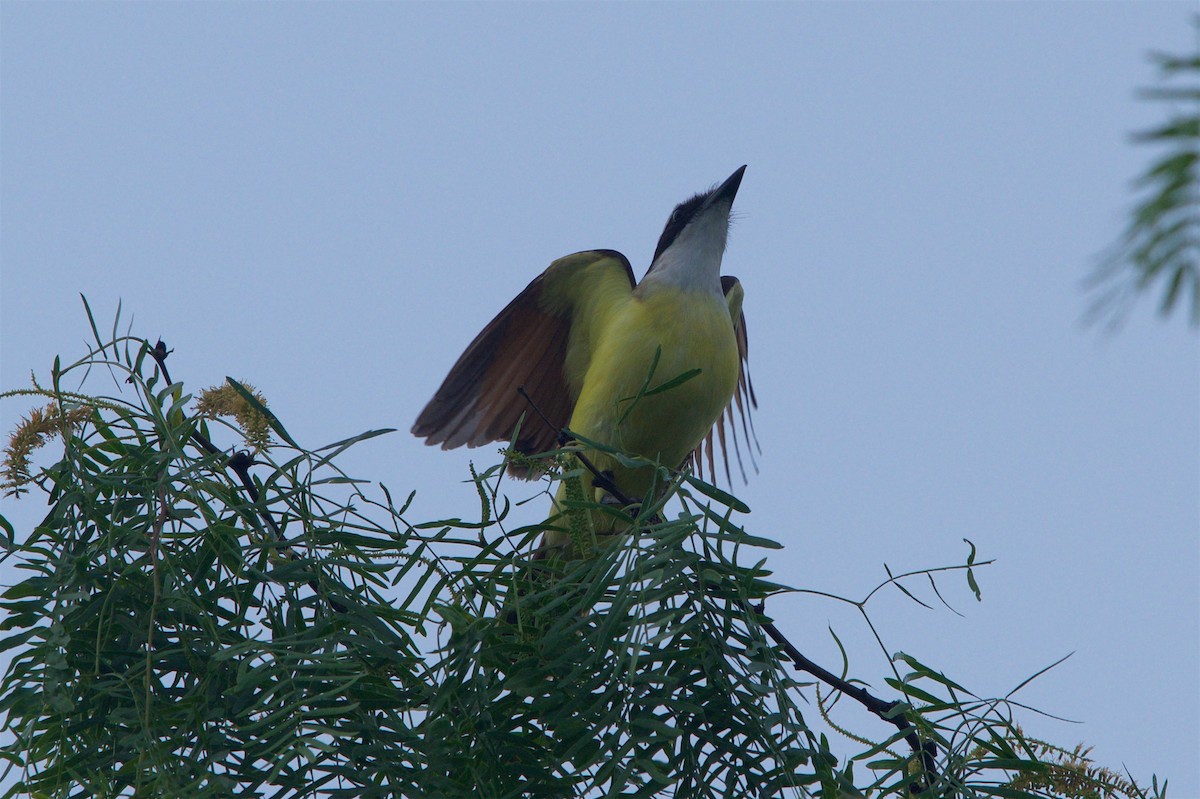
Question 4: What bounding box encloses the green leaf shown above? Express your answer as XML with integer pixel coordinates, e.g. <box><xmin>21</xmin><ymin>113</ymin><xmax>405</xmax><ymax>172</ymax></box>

<box><xmin>682</xmin><ymin>473</ymin><xmax>751</xmax><ymax>514</ymax></box>
<box><xmin>643</xmin><ymin>367</ymin><xmax>702</xmax><ymax>398</ymax></box>
<box><xmin>0</xmin><ymin>513</ymin><xmax>13</xmax><ymax>548</ymax></box>
<box><xmin>967</xmin><ymin>566</ymin><xmax>982</xmax><ymax>601</ymax></box>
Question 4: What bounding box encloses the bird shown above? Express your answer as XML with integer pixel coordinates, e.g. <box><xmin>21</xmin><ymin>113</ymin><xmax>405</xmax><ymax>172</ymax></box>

<box><xmin>413</xmin><ymin>166</ymin><xmax>757</xmax><ymax>557</ymax></box>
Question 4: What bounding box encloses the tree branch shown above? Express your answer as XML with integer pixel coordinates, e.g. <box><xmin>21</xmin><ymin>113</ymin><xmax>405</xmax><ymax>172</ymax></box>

<box><xmin>515</xmin><ymin>386</ymin><xmax>939</xmax><ymax>792</ymax></box>
<box><xmin>145</xmin><ymin>339</ymin><xmax>347</xmax><ymax>613</ymax></box>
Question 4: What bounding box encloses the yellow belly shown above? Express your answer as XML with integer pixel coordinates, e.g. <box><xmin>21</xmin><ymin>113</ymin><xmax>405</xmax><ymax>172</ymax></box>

<box><xmin>564</xmin><ymin>286</ymin><xmax>739</xmax><ymax>509</ymax></box>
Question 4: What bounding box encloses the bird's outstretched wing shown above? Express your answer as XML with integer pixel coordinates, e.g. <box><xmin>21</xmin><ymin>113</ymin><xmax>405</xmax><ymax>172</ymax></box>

<box><xmin>412</xmin><ymin>250</ymin><xmax>636</xmax><ymax>477</ymax></box>
<box><xmin>689</xmin><ymin>275</ymin><xmax>759</xmax><ymax>485</ymax></box>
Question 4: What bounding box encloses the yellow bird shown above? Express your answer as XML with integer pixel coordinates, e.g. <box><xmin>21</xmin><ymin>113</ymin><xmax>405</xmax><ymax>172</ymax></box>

<box><xmin>413</xmin><ymin>167</ymin><xmax>756</xmax><ymax>554</ymax></box>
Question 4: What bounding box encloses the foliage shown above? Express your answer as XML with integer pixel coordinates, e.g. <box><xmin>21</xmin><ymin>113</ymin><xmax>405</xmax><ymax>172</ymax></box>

<box><xmin>0</xmin><ymin>305</ymin><xmax>1167</xmax><ymax>798</ymax></box>
<box><xmin>1088</xmin><ymin>21</ymin><xmax>1200</xmax><ymax>328</ymax></box>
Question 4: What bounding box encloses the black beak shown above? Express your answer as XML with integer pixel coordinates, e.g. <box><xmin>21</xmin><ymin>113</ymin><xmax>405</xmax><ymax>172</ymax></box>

<box><xmin>712</xmin><ymin>165</ymin><xmax>747</xmax><ymax>205</ymax></box>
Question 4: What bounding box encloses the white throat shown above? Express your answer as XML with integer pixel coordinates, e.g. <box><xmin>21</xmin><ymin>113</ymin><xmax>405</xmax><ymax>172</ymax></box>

<box><xmin>640</xmin><ymin>205</ymin><xmax>730</xmax><ymax>295</ymax></box>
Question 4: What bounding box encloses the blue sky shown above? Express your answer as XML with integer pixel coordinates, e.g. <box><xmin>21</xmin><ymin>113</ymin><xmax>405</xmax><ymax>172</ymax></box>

<box><xmin>2</xmin><ymin>2</ymin><xmax>1197</xmax><ymax>793</ymax></box>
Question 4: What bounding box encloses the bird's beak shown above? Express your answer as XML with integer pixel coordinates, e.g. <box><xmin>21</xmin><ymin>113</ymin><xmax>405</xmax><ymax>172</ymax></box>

<box><xmin>711</xmin><ymin>165</ymin><xmax>747</xmax><ymax>206</ymax></box>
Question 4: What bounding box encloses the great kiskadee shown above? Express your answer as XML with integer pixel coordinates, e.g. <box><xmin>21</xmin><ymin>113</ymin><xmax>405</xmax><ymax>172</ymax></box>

<box><xmin>413</xmin><ymin>167</ymin><xmax>756</xmax><ymax>553</ymax></box>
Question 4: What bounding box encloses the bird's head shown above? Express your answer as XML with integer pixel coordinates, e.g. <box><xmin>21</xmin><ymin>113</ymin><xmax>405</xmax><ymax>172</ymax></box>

<box><xmin>643</xmin><ymin>165</ymin><xmax>746</xmax><ymax>289</ymax></box>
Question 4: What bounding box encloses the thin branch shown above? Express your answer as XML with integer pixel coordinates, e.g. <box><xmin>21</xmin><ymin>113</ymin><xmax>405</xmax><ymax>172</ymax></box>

<box><xmin>146</xmin><ymin>339</ymin><xmax>347</xmax><ymax>614</ymax></box>
<box><xmin>753</xmin><ymin>600</ymin><xmax>938</xmax><ymax>793</ymax></box>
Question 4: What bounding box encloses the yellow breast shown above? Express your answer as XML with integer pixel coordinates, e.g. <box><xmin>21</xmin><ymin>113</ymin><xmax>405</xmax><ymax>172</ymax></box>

<box><xmin>567</xmin><ymin>285</ymin><xmax>739</xmax><ymax>492</ymax></box>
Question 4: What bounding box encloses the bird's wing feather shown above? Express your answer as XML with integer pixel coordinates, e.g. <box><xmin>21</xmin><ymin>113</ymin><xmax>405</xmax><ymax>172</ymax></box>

<box><xmin>690</xmin><ymin>275</ymin><xmax>759</xmax><ymax>485</ymax></box>
<box><xmin>412</xmin><ymin>250</ymin><xmax>635</xmax><ymax>477</ymax></box>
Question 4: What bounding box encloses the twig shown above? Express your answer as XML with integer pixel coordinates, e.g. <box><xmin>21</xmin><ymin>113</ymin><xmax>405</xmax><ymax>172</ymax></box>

<box><xmin>752</xmin><ymin>600</ymin><xmax>937</xmax><ymax>792</ymax></box>
<box><xmin>146</xmin><ymin>339</ymin><xmax>347</xmax><ymax>614</ymax></box>
<box><xmin>516</xmin><ymin>386</ymin><xmax>625</xmax><ymax>501</ymax></box>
